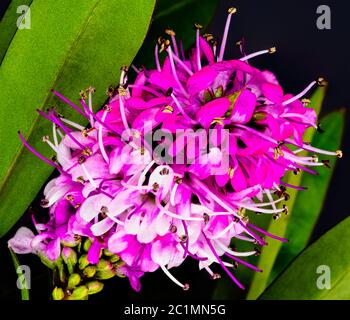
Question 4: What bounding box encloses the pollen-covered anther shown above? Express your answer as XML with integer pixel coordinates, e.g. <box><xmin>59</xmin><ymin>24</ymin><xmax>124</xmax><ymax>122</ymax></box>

<box><xmin>78</xmin><ymin>156</ymin><xmax>86</xmax><ymax>164</ymax></box>
<box><xmin>160</xmin><ymin>168</ymin><xmax>170</xmax><ymax>176</ymax></box>
<box><xmin>180</xmin><ymin>235</ymin><xmax>188</xmax><ymax>243</ymax></box>
<box><xmin>254</xmin><ymin>248</ymin><xmax>261</xmax><ymax>256</ymax></box>
<box><xmin>283</xmin><ymin>205</ymin><xmax>289</xmax><ymax>215</ymax></box>
<box><xmin>238</xmin><ymin>207</ymin><xmax>246</xmax><ymax>216</ymax></box>
<box><xmin>79</xmin><ymin>90</ymin><xmax>87</xmax><ymax>100</ymax></box>
<box><xmin>100</xmin><ymin>206</ymin><xmax>108</xmax><ymax>218</ymax></box>
<box><xmin>203</xmin><ymin>213</ymin><xmax>210</xmax><ymax>224</ymax></box>
<box><xmin>194</xmin><ymin>23</ymin><xmax>203</xmax><ymax>30</ymax></box>
<box><xmin>228</xmin><ymin>7</ymin><xmax>237</xmax><ymax>14</ymax></box>
<box><xmin>174</xmin><ymin>176</ymin><xmax>183</xmax><ymax>184</ymax></box>
<box><xmin>162</xmin><ymin>105</ymin><xmax>174</xmax><ymax>113</ymax></box>
<box><xmin>118</xmin><ymin>86</ymin><xmax>127</xmax><ymax>96</ymax></box>
<box><xmin>152</xmin><ymin>182</ymin><xmax>160</xmax><ymax>192</ymax></box>
<box><xmin>283</xmin><ymin>192</ymin><xmax>290</xmax><ymax>201</ymax></box>
<box><xmin>203</xmin><ymin>33</ymin><xmax>214</xmax><ymax>42</ymax></box>
<box><xmin>165</xmin><ymin>28</ymin><xmax>175</xmax><ymax>36</ymax></box>
<box><xmin>301</xmin><ymin>98</ymin><xmax>311</xmax><ymax>105</ymax></box>
<box><xmin>76</xmin><ymin>176</ymin><xmax>86</xmax><ymax>184</ymax></box>
<box><xmin>336</xmin><ymin>150</ymin><xmax>343</xmax><ymax>159</ymax></box>
<box><xmin>269</xmin><ymin>47</ymin><xmax>277</xmax><ymax>54</ymax></box>
<box><xmin>120</xmin><ymin>65</ymin><xmax>129</xmax><ymax>72</ymax></box>
<box><xmin>159</xmin><ymin>39</ymin><xmax>170</xmax><ymax>53</ymax></box>
<box><xmin>228</xmin><ymin>167</ymin><xmax>235</xmax><ymax>179</ymax></box>
<box><xmin>273</xmin><ymin>213</ymin><xmax>281</xmax><ymax>220</ymax></box>
<box><xmin>317</xmin><ymin>77</ymin><xmax>328</xmax><ymax>87</ymax></box>
<box><xmin>211</xmin><ymin>117</ymin><xmax>225</xmax><ymax>126</ymax></box>
<box><xmin>87</xmin><ymin>86</ymin><xmax>96</xmax><ymax>94</ymax></box>
<box><xmin>66</xmin><ymin>194</ymin><xmax>74</xmax><ymax>201</ymax></box>
<box><xmin>82</xmin><ymin>147</ymin><xmax>93</xmax><ymax>157</ymax></box>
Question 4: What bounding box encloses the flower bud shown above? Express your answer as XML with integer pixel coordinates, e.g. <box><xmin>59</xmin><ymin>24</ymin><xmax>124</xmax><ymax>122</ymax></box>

<box><xmin>83</xmin><ymin>266</ymin><xmax>96</xmax><ymax>278</ymax></box>
<box><xmin>78</xmin><ymin>254</ymin><xmax>89</xmax><ymax>270</ymax></box>
<box><xmin>95</xmin><ymin>259</ymin><xmax>115</xmax><ymax>280</ymax></box>
<box><xmin>52</xmin><ymin>287</ymin><xmax>65</xmax><ymax>300</ymax></box>
<box><xmin>67</xmin><ymin>285</ymin><xmax>89</xmax><ymax>300</ymax></box>
<box><xmin>86</xmin><ymin>281</ymin><xmax>104</xmax><ymax>295</ymax></box>
<box><xmin>61</xmin><ymin>247</ymin><xmax>77</xmax><ymax>274</ymax></box>
<box><xmin>103</xmin><ymin>249</ymin><xmax>114</xmax><ymax>257</ymax></box>
<box><xmin>56</xmin><ymin>257</ymin><xmax>66</xmax><ymax>283</ymax></box>
<box><xmin>68</xmin><ymin>273</ymin><xmax>81</xmax><ymax>290</ymax></box>
<box><xmin>39</xmin><ymin>253</ymin><xmax>56</xmax><ymax>269</ymax></box>
<box><xmin>83</xmin><ymin>238</ymin><xmax>92</xmax><ymax>252</ymax></box>
<box><xmin>109</xmin><ymin>254</ymin><xmax>120</xmax><ymax>263</ymax></box>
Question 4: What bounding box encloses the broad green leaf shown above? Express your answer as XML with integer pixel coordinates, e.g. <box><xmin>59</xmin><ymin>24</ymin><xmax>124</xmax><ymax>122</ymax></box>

<box><xmin>133</xmin><ymin>0</ymin><xmax>219</xmax><ymax>69</ymax></box>
<box><xmin>0</xmin><ymin>0</ymin><xmax>33</xmax><ymax>63</ymax></box>
<box><xmin>271</xmin><ymin>109</ymin><xmax>345</xmax><ymax>280</ymax></box>
<box><xmin>260</xmin><ymin>216</ymin><xmax>350</xmax><ymax>300</ymax></box>
<box><xmin>9</xmin><ymin>249</ymin><xmax>30</xmax><ymax>300</ymax></box>
<box><xmin>0</xmin><ymin>0</ymin><xmax>155</xmax><ymax>237</ymax></box>
<box><xmin>246</xmin><ymin>87</ymin><xmax>327</xmax><ymax>300</ymax></box>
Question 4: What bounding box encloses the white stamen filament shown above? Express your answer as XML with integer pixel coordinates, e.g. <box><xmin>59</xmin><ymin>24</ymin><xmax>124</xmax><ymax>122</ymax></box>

<box><xmin>208</xmin><ymin>221</ymin><xmax>235</xmax><ymax>239</ymax></box>
<box><xmin>61</xmin><ymin>118</ymin><xmax>85</xmax><ymax>131</ymax></box>
<box><xmin>215</xmin><ymin>240</ymin><xmax>256</xmax><ymax>257</ymax></box>
<box><xmin>235</xmin><ymin>234</ymin><xmax>256</xmax><ymax>243</ymax></box>
<box><xmin>240</xmin><ymin>49</ymin><xmax>269</xmax><ymax>62</ymax></box>
<box><xmin>218</xmin><ymin>10</ymin><xmax>235</xmax><ymax>62</ymax></box>
<box><xmin>98</xmin><ymin>110</ymin><xmax>109</xmax><ymax>163</ymax></box>
<box><xmin>160</xmin><ymin>264</ymin><xmax>186</xmax><ymax>289</ymax></box>
<box><xmin>170</xmin><ymin>182</ymin><xmax>179</xmax><ymax>206</ymax></box>
<box><xmin>282</xmin><ymin>81</ymin><xmax>317</xmax><ymax>106</ymax></box>
<box><xmin>155</xmin><ymin>44</ymin><xmax>161</xmax><ymax>72</ymax></box>
<box><xmin>137</xmin><ymin>160</ymin><xmax>155</xmax><ymax>188</ymax></box>
<box><xmin>280</xmin><ymin>113</ymin><xmax>317</xmax><ymax>128</ymax></box>
<box><xmin>52</xmin><ymin>123</ymin><xmax>59</xmax><ymax>148</ymax></box>
<box><xmin>285</xmin><ymin>139</ymin><xmax>339</xmax><ymax>156</ymax></box>
<box><xmin>81</xmin><ymin>163</ymin><xmax>98</xmax><ymax>189</ymax></box>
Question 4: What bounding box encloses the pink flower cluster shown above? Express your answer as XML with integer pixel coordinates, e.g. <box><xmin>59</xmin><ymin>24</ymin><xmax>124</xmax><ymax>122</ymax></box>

<box><xmin>9</xmin><ymin>8</ymin><xmax>342</xmax><ymax>291</ymax></box>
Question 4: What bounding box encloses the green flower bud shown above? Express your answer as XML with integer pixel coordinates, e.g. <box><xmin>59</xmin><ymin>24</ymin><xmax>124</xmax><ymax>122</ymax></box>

<box><xmin>67</xmin><ymin>285</ymin><xmax>89</xmax><ymax>300</ymax></box>
<box><xmin>68</xmin><ymin>273</ymin><xmax>81</xmax><ymax>290</ymax></box>
<box><xmin>86</xmin><ymin>281</ymin><xmax>104</xmax><ymax>295</ymax></box>
<box><xmin>83</xmin><ymin>266</ymin><xmax>96</xmax><ymax>278</ymax></box>
<box><xmin>103</xmin><ymin>249</ymin><xmax>114</xmax><ymax>257</ymax></box>
<box><xmin>39</xmin><ymin>254</ymin><xmax>56</xmax><ymax>269</ymax></box>
<box><xmin>78</xmin><ymin>254</ymin><xmax>89</xmax><ymax>270</ymax></box>
<box><xmin>95</xmin><ymin>259</ymin><xmax>115</xmax><ymax>280</ymax></box>
<box><xmin>52</xmin><ymin>287</ymin><xmax>65</xmax><ymax>300</ymax></box>
<box><xmin>109</xmin><ymin>254</ymin><xmax>120</xmax><ymax>263</ymax></box>
<box><xmin>83</xmin><ymin>238</ymin><xmax>92</xmax><ymax>252</ymax></box>
<box><xmin>56</xmin><ymin>257</ymin><xmax>66</xmax><ymax>283</ymax></box>
<box><xmin>61</xmin><ymin>247</ymin><xmax>77</xmax><ymax>274</ymax></box>
<box><xmin>114</xmin><ymin>261</ymin><xmax>126</xmax><ymax>278</ymax></box>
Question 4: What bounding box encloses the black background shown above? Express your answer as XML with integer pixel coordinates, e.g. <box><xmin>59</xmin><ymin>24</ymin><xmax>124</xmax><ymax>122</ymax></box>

<box><xmin>0</xmin><ymin>0</ymin><xmax>349</xmax><ymax>301</ymax></box>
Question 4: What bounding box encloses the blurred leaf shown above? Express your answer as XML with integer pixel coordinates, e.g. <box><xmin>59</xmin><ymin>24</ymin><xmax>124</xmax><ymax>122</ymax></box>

<box><xmin>246</xmin><ymin>87</ymin><xmax>327</xmax><ymax>300</ymax></box>
<box><xmin>260</xmin><ymin>216</ymin><xmax>350</xmax><ymax>300</ymax></box>
<box><xmin>0</xmin><ymin>0</ymin><xmax>155</xmax><ymax>237</ymax></box>
<box><xmin>9</xmin><ymin>249</ymin><xmax>29</xmax><ymax>300</ymax></box>
<box><xmin>271</xmin><ymin>109</ymin><xmax>345</xmax><ymax>280</ymax></box>
<box><xmin>133</xmin><ymin>0</ymin><xmax>219</xmax><ymax>69</ymax></box>
<box><xmin>0</xmin><ymin>0</ymin><xmax>33</xmax><ymax>63</ymax></box>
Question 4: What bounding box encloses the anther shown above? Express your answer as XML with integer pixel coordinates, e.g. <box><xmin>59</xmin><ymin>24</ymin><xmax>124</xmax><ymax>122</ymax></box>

<box><xmin>165</xmin><ymin>28</ymin><xmax>175</xmax><ymax>36</ymax></box>
<box><xmin>301</xmin><ymin>98</ymin><xmax>311</xmax><ymax>105</ymax></box>
<box><xmin>162</xmin><ymin>105</ymin><xmax>174</xmax><ymax>113</ymax></box>
<box><xmin>322</xmin><ymin>160</ymin><xmax>331</xmax><ymax>168</ymax></box>
<box><xmin>40</xmin><ymin>199</ymin><xmax>49</xmax><ymax>207</ymax></box>
<box><xmin>180</xmin><ymin>235</ymin><xmax>188</xmax><ymax>243</ymax></box>
<box><xmin>165</xmin><ymin>87</ymin><xmax>173</xmax><ymax>96</ymax></box>
<box><xmin>103</xmin><ymin>104</ymin><xmax>112</xmax><ymax>112</ymax></box>
<box><xmin>175</xmin><ymin>176</ymin><xmax>183</xmax><ymax>184</ymax></box>
<box><xmin>254</xmin><ymin>248</ymin><xmax>261</xmax><ymax>256</ymax></box>
<box><xmin>273</xmin><ymin>213</ymin><xmax>281</xmax><ymax>220</ymax></box>
<box><xmin>160</xmin><ymin>168</ymin><xmax>170</xmax><ymax>175</ymax></box>
<box><xmin>79</xmin><ymin>90</ymin><xmax>87</xmax><ymax>100</ymax></box>
<box><xmin>120</xmin><ymin>65</ymin><xmax>129</xmax><ymax>72</ymax></box>
<box><xmin>336</xmin><ymin>150</ymin><xmax>343</xmax><ymax>159</ymax></box>
<box><xmin>106</xmin><ymin>85</ymin><xmax>116</xmax><ymax>97</ymax></box>
<box><xmin>76</xmin><ymin>176</ymin><xmax>86</xmax><ymax>184</ymax></box>
<box><xmin>228</xmin><ymin>7</ymin><xmax>237</xmax><ymax>14</ymax></box>
<box><xmin>152</xmin><ymin>182</ymin><xmax>160</xmax><ymax>192</ymax></box>
<box><xmin>78</xmin><ymin>156</ymin><xmax>86</xmax><ymax>164</ymax></box>
<box><xmin>82</xmin><ymin>147</ymin><xmax>93</xmax><ymax>157</ymax></box>
<box><xmin>203</xmin><ymin>213</ymin><xmax>210</xmax><ymax>224</ymax></box>
<box><xmin>211</xmin><ymin>273</ymin><xmax>221</xmax><ymax>280</ymax></box>
<box><xmin>42</xmin><ymin>136</ymin><xmax>50</xmax><ymax>142</ymax></box>
<box><xmin>269</xmin><ymin>47</ymin><xmax>277</xmax><ymax>54</ymax></box>
<box><xmin>74</xmin><ymin>234</ymin><xmax>82</xmax><ymax>242</ymax></box>
<box><xmin>284</xmin><ymin>193</ymin><xmax>290</xmax><ymax>201</ymax></box>
<box><xmin>118</xmin><ymin>86</ymin><xmax>127</xmax><ymax>96</ymax></box>
<box><xmin>283</xmin><ymin>205</ymin><xmax>289</xmax><ymax>215</ymax></box>
<box><xmin>66</xmin><ymin>195</ymin><xmax>74</xmax><ymax>201</ymax></box>
<box><xmin>183</xmin><ymin>283</ymin><xmax>190</xmax><ymax>291</ymax></box>
<box><xmin>228</xmin><ymin>167</ymin><xmax>235</xmax><ymax>179</ymax></box>
<box><xmin>169</xmin><ymin>224</ymin><xmax>177</xmax><ymax>233</ymax></box>
<box><xmin>87</xmin><ymin>86</ymin><xmax>96</xmax><ymax>93</ymax></box>
<box><xmin>203</xmin><ymin>33</ymin><xmax>214</xmax><ymax>42</ymax></box>
<box><xmin>317</xmin><ymin>77</ymin><xmax>328</xmax><ymax>87</ymax></box>
<box><xmin>194</xmin><ymin>23</ymin><xmax>203</xmax><ymax>30</ymax></box>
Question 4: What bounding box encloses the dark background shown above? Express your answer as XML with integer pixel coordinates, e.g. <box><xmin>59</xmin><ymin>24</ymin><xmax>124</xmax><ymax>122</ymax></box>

<box><xmin>0</xmin><ymin>0</ymin><xmax>349</xmax><ymax>300</ymax></box>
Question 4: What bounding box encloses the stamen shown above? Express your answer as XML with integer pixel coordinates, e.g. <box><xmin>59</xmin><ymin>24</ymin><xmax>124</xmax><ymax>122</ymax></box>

<box><xmin>51</xmin><ymin>89</ymin><xmax>87</xmax><ymax>117</ymax></box>
<box><xmin>155</xmin><ymin>44</ymin><xmax>161</xmax><ymax>72</ymax></box>
<box><xmin>285</xmin><ymin>138</ymin><xmax>341</xmax><ymax>157</ymax></box>
<box><xmin>171</xmin><ymin>53</ymin><xmax>194</xmax><ymax>75</ymax></box>
<box><xmin>215</xmin><ymin>240</ymin><xmax>257</xmax><ymax>257</ymax></box>
<box><xmin>203</xmin><ymin>233</ymin><xmax>245</xmax><ymax>289</ymax></box>
<box><xmin>282</xmin><ymin>81</ymin><xmax>317</xmax><ymax>106</ymax></box>
<box><xmin>218</xmin><ymin>7</ymin><xmax>237</xmax><ymax>62</ymax></box>
<box><xmin>160</xmin><ymin>264</ymin><xmax>188</xmax><ymax>290</ymax></box>
<box><xmin>18</xmin><ymin>131</ymin><xmax>63</xmax><ymax>172</ymax></box>
<box><xmin>240</xmin><ymin>47</ymin><xmax>276</xmax><ymax>62</ymax></box>
<box><xmin>165</xmin><ymin>28</ymin><xmax>180</xmax><ymax>57</ymax></box>
<box><xmin>87</xmin><ymin>87</ymin><xmax>95</xmax><ymax>127</ymax></box>
<box><xmin>81</xmin><ymin>163</ymin><xmax>98</xmax><ymax>189</ymax></box>
<box><xmin>247</xmin><ymin>223</ymin><xmax>288</xmax><ymax>243</ymax></box>
<box><xmin>195</xmin><ymin>26</ymin><xmax>202</xmax><ymax>70</ymax></box>
<box><xmin>224</xmin><ymin>253</ymin><xmax>262</xmax><ymax>272</ymax></box>
<box><xmin>61</xmin><ymin>117</ymin><xmax>85</xmax><ymax>131</ymax></box>
<box><xmin>98</xmin><ymin>107</ymin><xmax>110</xmax><ymax>163</ymax></box>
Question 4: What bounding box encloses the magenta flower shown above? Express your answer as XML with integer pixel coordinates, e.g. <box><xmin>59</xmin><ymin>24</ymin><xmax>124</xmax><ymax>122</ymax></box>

<box><xmin>9</xmin><ymin>7</ymin><xmax>342</xmax><ymax>293</ymax></box>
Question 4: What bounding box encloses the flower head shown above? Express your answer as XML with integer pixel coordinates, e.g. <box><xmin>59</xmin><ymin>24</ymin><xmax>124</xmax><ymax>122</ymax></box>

<box><xmin>9</xmin><ymin>7</ymin><xmax>342</xmax><ymax>293</ymax></box>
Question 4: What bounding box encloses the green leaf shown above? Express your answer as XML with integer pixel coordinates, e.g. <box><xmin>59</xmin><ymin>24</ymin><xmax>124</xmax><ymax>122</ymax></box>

<box><xmin>9</xmin><ymin>249</ymin><xmax>30</xmax><ymax>300</ymax></box>
<box><xmin>246</xmin><ymin>87</ymin><xmax>327</xmax><ymax>300</ymax></box>
<box><xmin>133</xmin><ymin>0</ymin><xmax>219</xmax><ymax>69</ymax></box>
<box><xmin>0</xmin><ymin>0</ymin><xmax>155</xmax><ymax>237</ymax></box>
<box><xmin>0</xmin><ymin>0</ymin><xmax>33</xmax><ymax>63</ymax></box>
<box><xmin>260</xmin><ymin>216</ymin><xmax>350</xmax><ymax>300</ymax></box>
<box><xmin>271</xmin><ymin>109</ymin><xmax>345</xmax><ymax>280</ymax></box>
